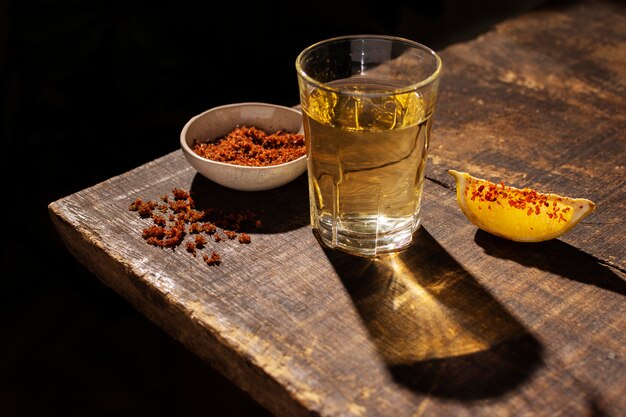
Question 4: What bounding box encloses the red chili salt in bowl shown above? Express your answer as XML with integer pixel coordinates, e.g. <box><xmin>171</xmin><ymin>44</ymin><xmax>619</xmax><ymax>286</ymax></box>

<box><xmin>180</xmin><ymin>102</ymin><xmax>307</xmax><ymax>191</ymax></box>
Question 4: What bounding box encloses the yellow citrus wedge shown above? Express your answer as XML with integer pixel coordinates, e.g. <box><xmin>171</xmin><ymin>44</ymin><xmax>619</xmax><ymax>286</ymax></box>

<box><xmin>448</xmin><ymin>170</ymin><xmax>596</xmax><ymax>242</ymax></box>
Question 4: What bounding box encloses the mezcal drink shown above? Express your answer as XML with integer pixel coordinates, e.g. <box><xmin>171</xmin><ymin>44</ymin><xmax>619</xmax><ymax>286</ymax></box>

<box><xmin>296</xmin><ymin>36</ymin><xmax>441</xmax><ymax>256</ymax></box>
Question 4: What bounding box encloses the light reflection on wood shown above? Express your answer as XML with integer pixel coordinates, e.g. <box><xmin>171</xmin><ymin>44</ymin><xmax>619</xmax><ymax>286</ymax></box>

<box><xmin>327</xmin><ymin>227</ymin><xmax>528</xmax><ymax>364</ymax></box>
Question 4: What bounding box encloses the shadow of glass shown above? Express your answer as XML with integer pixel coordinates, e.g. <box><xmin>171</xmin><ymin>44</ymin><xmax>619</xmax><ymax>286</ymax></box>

<box><xmin>323</xmin><ymin>227</ymin><xmax>543</xmax><ymax>400</ymax></box>
<box><xmin>474</xmin><ymin>230</ymin><xmax>626</xmax><ymax>297</ymax></box>
<box><xmin>190</xmin><ymin>173</ymin><xmax>309</xmax><ymax>233</ymax></box>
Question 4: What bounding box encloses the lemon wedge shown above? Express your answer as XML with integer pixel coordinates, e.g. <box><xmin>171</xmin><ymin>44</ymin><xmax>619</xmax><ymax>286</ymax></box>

<box><xmin>448</xmin><ymin>170</ymin><xmax>596</xmax><ymax>242</ymax></box>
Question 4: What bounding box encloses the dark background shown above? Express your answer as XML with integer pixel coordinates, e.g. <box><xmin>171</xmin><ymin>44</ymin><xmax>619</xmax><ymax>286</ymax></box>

<box><xmin>1</xmin><ymin>0</ymin><xmax>546</xmax><ymax>415</ymax></box>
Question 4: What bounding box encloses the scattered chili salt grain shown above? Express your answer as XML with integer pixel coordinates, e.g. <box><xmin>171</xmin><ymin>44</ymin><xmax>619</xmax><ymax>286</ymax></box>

<box><xmin>468</xmin><ymin>178</ymin><xmax>575</xmax><ymax>223</ymax></box>
<box><xmin>469</xmin><ymin>180</ymin><xmax>532</xmax><ymax>211</ymax></box>
<box><xmin>130</xmin><ymin>187</ymin><xmax>259</xmax><ymax>266</ymax></box>
<box><xmin>142</xmin><ymin>225</ymin><xmax>166</xmax><ymax>239</ymax></box>
<box><xmin>189</xmin><ymin>222</ymin><xmax>202</xmax><ymax>234</ymax></box>
<box><xmin>169</xmin><ymin>200</ymin><xmax>189</xmax><ymax>213</ymax></box>
<box><xmin>203</xmin><ymin>252</ymin><xmax>221</xmax><ymax>266</ymax></box>
<box><xmin>189</xmin><ymin>210</ymin><xmax>205</xmax><ymax>222</ymax></box>
<box><xmin>129</xmin><ymin>198</ymin><xmax>143</xmax><ymax>211</ymax></box>
<box><xmin>152</xmin><ymin>214</ymin><xmax>167</xmax><ymax>226</ymax></box>
<box><xmin>203</xmin><ymin>222</ymin><xmax>217</xmax><ymax>235</ymax></box>
<box><xmin>172</xmin><ymin>188</ymin><xmax>190</xmax><ymax>200</ymax></box>
<box><xmin>192</xmin><ymin>126</ymin><xmax>306</xmax><ymax>167</ymax></box>
<box><xmin>238</xmin><ymin>233</ymin><xmax>251</xmax><ymax>244</ymax></box>
<box><xmin>195</xmin><ymin>235</ymin><xmax>207</xmax><ymax>248</ymax></box>
<box><xmin>145</xmin><ymin>224</ymin><xmax>185</xmax><ymax>248</ymax></box>
<box><xmin>137</xmin><ymin>200</ymin><xmax>157</xmax><ymax>218</ymax></box>
<box><xmin>176</xmin><ymin>211</ymin><xmax>190</xmax><ymax>223</ymax></box>
<box><xmin>186</xmin><ymin>241</ymin><xmax>196</xmax><ymax>255</ymax></box>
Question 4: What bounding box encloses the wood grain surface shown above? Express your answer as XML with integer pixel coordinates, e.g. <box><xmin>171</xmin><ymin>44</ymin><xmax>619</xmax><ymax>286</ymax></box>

<box><xmin>428</xmin><ymin>0</ymin><xmax>626</xmax><ymax>270</ymax></box>
<box><xmin>49</xmin><ymin>1</ymin><xmax>625</xmax><ymax>416</ymax></box>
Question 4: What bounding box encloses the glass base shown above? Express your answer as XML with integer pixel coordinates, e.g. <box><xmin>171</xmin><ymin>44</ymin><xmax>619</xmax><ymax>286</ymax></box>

<box><xmin>315</xmin><ymin>214</ymin><xmax>421</xmax><ymax>257</ymax></box>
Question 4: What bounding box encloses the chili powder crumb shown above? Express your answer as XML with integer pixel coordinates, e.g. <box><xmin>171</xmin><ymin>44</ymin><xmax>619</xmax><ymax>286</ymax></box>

<box><xmin>203</xmin><ymin>252</ymin><xmax>221</xmax><ymax>266</ymax></box>
<box><xmin>132</xmin><ymin>199</ymin><xmax>157</xmax><ymax>218</ymax></box>
<box><xmin>172</xmin><ymin>188</ymin><xmax>190</xmax><ymax>200</ymax></box>
<box><xmin>203</xmin><ymin>222</ymin><xmax>217</xmax><ymax>235</ymax></box>
<box><xmin>195</xmin><ymin>235</ymin><xmax>207</xmax><ymax>248</ymax></box>
<box><xmin>152</xmin><ymin>214</ymin><xmax>167</xmax><ymax>226</ymax></box>
<box><xmin>238</xmin><ymin>233</ymin><xmax>251</xmax><ymax>244</ymax></box>
<box><xmin>130</xmin><ymin>188</ymin><xmax>258</xmax><ymax>266</ymax></box>
<box><xmin>129</xmin><ymin>198</ymin><xmax>143</xmax><ymax>211</ymax></box>
<box><xmin>189</xmin><ymin>222</ymin><xmax>202</xmax><ymax>234</ymax></box>
<box><xmin>224</xmin><ymin>230</ymin><xmax>237</xmax><ymax>240</ymax></box>
<box><xmin>186</xmin><ymin>242</ymin><xmax>196</xmax><ymax>255</ymax></box>
<box><xmin>467</xmin><ymin>177</ymin><xmax>570</xmax><ymax>223</ymax></box>
<box><xmin>192</xmin><ymin>126</ymin><xmax>305</xmax><ymax>167</ymax></box>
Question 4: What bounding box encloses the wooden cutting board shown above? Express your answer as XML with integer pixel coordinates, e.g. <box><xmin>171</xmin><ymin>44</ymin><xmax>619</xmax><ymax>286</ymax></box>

<box><xmin>49</xmin><ymin>0</ymin><xmax>625</xmax><ymax>415</ymax></box>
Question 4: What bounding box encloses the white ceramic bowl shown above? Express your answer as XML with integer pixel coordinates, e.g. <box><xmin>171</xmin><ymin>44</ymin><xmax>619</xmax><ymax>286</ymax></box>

<box><xmin>180</xmin><ymin>102</ymin><xmax>307</xmax><ymax>191</ymax></box>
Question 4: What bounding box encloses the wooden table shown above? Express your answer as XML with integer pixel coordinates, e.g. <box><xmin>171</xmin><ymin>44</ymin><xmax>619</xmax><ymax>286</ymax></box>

<box><xmin>50</xmin><ymin>1</ymin><xmax>625</xmax><ymax>416</ymax></box>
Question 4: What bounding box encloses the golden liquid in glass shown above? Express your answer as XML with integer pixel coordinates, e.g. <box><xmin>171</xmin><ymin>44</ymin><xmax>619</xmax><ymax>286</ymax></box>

<box><xmin>302</xmin><ymin>78</ymin><xmax>432</xmax><ymax>256</ymax></box>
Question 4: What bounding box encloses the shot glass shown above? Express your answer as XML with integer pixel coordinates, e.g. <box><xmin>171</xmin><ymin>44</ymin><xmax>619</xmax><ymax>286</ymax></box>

<box><xmin>296</xmin><ymin>35</ymin><xmax>441</xmax><ymax>256</ymax></box>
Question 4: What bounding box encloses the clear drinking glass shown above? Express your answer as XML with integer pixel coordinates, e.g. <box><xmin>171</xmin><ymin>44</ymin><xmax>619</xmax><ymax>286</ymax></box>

<box><xmin>296</xmin><ymin>35</ymin><xmax>442</xmax><ymax>256</ymax></box>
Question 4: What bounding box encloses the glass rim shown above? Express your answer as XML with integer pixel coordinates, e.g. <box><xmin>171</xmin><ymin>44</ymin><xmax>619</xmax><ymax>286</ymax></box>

<box><xmin>295</xmin><ymin>34</ymin><xmax>442</xmax><ymax>96</ymax></box>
